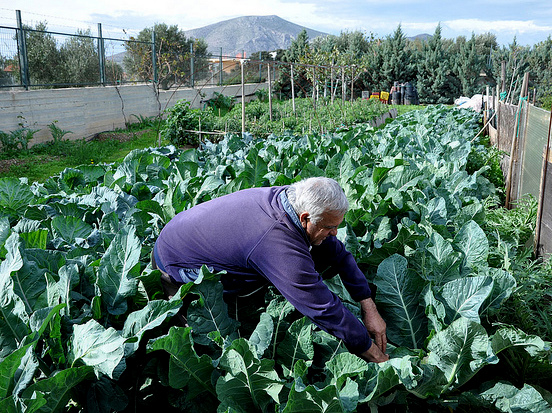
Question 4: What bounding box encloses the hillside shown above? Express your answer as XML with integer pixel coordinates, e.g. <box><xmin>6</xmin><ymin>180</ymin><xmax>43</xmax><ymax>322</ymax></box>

<box><xmin>184</xmin><ymin>15</ymin><xmax>327</xmax><ymax>57</ymax></box>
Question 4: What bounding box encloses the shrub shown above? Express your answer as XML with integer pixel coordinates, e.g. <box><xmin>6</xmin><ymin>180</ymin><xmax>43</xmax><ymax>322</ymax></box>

<box><xmin>540</xmin><ymin>94</ymin><xmax>552</xmax><ymax>111</ymax></box>
<box><xmin>48</xmin><ymin>121</ymin><xmax>72</xmax><ymax>144</ymax></box>
<box><xmin>206</xmin><ymin>92</ymin><xmax>236</xmax><ymax>116</ymax></box>
<box><xmin>161</xmin><ymin>100</ymin><xmax>214</xmax><ymax>146</ymax></box>
<box><xmin>0</xmin><ymin>126</ymin><xmax>39</xmax><ymax>157</ymax></box>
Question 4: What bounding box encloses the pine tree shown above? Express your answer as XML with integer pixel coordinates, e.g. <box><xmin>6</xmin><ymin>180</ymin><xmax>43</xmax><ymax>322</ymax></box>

<box><xmin>454</xmin><ymin>34</ymin><xmax>485</xmax><ymax>97</ymax></box>
<box><xmin>416</xmin><ymin>24</ymin><xmax>455</xmax><ymax>104</ymax></box>
<box><xmin>380</xmin><ymin>25</ymin><xmax>414</xmax><ymax>90</ymax></box>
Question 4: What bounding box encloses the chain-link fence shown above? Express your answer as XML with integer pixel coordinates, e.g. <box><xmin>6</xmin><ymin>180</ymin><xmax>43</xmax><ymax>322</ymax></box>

<box><xmin>0</xmin><ymin>11</ymin><xmax>281</xmax><ymax>91</ymax></box>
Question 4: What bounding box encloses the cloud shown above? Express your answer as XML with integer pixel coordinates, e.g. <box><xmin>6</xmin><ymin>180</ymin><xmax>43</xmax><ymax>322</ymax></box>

<box><xmin>445</xmin><ymin>18</ymin><xmax>552</xmax><ymax>34</ymax></box>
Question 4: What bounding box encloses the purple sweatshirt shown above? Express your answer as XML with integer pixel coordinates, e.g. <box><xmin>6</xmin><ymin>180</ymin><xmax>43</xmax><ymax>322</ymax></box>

<box><xmin>155</xmin><ymin>185</ymin><xmax>372</xmax><ymax>354</ymax></box>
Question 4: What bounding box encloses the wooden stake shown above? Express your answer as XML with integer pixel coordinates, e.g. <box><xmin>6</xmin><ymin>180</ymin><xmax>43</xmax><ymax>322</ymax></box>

<box><xmin>268</xmin><ymin>63</ymin><xmax>272</xmax><ymax>122</ymax></box>
<box><xmin>505</xmin><ymin>71</ymin><xmax>529</xmax><ymax>208</ymax></box>
<box><xmin>241</xmin><ymin>59</ymin><xmax>245</xmax><ymax>135</ymax></box>
<box><xmin>290</xmin><ymin>64</ymin><xmax>296</xmax><ymax>115</ymax></box>
<box><xmin>534</xmin><ymin>105</ymin><xmax>552</xmax><ymax>255</ymax></box>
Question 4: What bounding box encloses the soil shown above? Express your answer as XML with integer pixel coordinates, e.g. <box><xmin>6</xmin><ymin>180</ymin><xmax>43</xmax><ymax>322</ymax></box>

<box><xmin>0</xmin><ymin>158</ymin><xmax>30</xmax><ymax>174</ymax></box>
<box><xmin>91</xmin><ymin>129</ymin><xmax>151</xmax><ymax>143</ymax></box>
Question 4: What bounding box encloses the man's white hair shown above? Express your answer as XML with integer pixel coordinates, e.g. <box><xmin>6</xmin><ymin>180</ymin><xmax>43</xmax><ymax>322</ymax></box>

<box><xmin>287</xmin><ymin>177</ymin><xmax>349</xmax><ymax>224</ymax></box>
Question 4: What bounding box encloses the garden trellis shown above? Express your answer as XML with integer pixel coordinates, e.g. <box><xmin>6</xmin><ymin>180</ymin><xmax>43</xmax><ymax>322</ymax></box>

<box><xmin>486</xmin><ymin>71</ymin><xmax>552</xmax><ymax>258</ymax></box>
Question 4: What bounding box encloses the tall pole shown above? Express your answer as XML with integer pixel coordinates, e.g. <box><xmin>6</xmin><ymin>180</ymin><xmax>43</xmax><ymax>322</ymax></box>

<box><xmin>190</xmin><ymin>42</ymin><xmax>194</xmax><ymax>88</ymax></box>
<box><xmin>500</xmin><ymin>61</ymin><xmax>506</xmax><ymax>94</ymax></box>
<box><xmin>268</xmin><ymin>63</ymin><xmax>272</xmax><ymax>121</ymax></box>
<box><xmin>350</xmin><ymin>66</ymin><xmax>354</xmax><ymax>102</ymax></box>
<box><xmin>505</xmin><ymin>71</ymin><xmax>529</xmax><ymax>208</ymax></box>
<box><xmin>151</xmin><ymin>32</ymin><xmax>157</xmax><ymax>84</ymax></box>
<box><xmin>342</xmin><ymin>67</ymin><xmax>345</xmax><ymax>103</ymax></box>
<box><xmin>219</xmin><ymin>47</ymin><xmax>223</xmax><ymax>86</ymax></box>
<box><xmin>290</xmin><ymin>64</ymin><xmax>296</xmax><ymax>115</ymax></box>
<box><xmin>241</xmin><ymin>59</ymin><xmax>245</xmax><ymax>135</ymax></box>
<box><xmin>330</xmin><ymin>62</ymin><xmax>334</xmax><ymax>103</ymax></box>
<box><xmin>16</xmin><ymin>10</ymin><xmax>29</xmax><ymax>90</ymax></box>
<box><xmin>97</xmin><ymin>23</ymin><xmax>106</xmax><ymax>85</ymax></box>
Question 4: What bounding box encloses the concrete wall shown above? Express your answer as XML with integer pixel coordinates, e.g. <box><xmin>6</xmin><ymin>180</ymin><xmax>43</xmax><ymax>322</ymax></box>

<box><xmin>0</xmin><ymin>83</ymin><xmax>265</xmax><ymax>145</ymax></box>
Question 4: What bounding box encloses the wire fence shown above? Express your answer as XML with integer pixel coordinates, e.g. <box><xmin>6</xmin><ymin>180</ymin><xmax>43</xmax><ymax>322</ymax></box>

<box><xmin>0</xmin><ymin>10</ymin><xmax>393</xmax><ymax>107</ymax></box>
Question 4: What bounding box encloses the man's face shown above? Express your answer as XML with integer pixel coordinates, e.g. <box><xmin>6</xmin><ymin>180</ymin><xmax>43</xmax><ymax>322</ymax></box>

<box><xmin>300</xmin><ymin>211</ymin><xmax>344</xmax><ymax>246</ymax></box>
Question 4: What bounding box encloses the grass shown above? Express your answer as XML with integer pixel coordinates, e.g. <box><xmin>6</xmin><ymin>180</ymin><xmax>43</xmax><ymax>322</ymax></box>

<box><xmin>0</xmin><ymin>128</ymin><xmax>169</xmax><ymax>183</ymax></box>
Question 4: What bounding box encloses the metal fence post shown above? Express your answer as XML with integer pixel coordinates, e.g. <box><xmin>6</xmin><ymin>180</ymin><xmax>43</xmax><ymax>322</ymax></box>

<box><xmin>16</xmin><ymin>10</ymin><xmax>29</xmax><ymax>90</ymax></box>
<box><xmin>151</xmin><ymin>32</ymin><xmax>157</xmax><ymax>83</ymax></box>
<box><xmin>219</xmin><ymin>47</ymin><xmax>223</xmax><ymax>86</ymax></box>
<box><xmin>97</xmin><ymin>23</ymin><xmax>106</xmax><ymax>85</ymax></box>
<box><xmin>190</xmin><ymin>42</ymin><xmax>194</xmax><ymax>88</ymax></box>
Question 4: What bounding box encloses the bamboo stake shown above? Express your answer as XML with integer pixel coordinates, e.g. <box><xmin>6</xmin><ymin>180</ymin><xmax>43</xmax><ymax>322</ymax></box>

<box><xmin>268</xmin><ymin>63</ymin><xmax>272</xmax><ymax>121</ymax></box>
<box><xmin>290</xmin><ymin>64</ymin><xmax>296</xmax><ymax>115</ymax></box>
<box><xmin>241</xmin><ymin>59</ymin><xmax>245</xmax><ymax>135</ymax></box>
<box><xmin>505</xmin><ymin>71</ymin><xmax>529</xmax><ymax>208</ymax></box>
<box><xmin>471</xmin><ymin>111</ymin><xmax>497</xmax><ymax>143</ymax></box>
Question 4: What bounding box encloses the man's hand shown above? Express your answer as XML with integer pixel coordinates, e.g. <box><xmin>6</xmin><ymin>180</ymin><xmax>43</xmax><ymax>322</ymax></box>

<box><xmin>360</xmin><ymin>341</ymin><xmax>389</xmax><ymax>363</ymax></box>
<box><xmin>359</xmin><ymin>297</ymin><xmax>389</xmax><ymax>362</ymax></box>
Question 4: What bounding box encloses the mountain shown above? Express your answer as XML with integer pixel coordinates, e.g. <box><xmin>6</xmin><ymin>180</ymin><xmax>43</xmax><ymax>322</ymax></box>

<box><xmin>184</xmin><ymin>15</ymin><xmax>328</xmax><ymax>58</ymax></box>
<box><xmin>408</xmin><ymin>33</ymin><xmax>433</xmax><ymax>42</ymax></box>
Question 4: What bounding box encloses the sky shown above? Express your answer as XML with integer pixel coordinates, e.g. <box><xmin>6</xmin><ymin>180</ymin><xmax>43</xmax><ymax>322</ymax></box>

<box><xmin>2</xmin><ymin>0</ymin><xmax>552</xmax><ymax>47</ymax></box>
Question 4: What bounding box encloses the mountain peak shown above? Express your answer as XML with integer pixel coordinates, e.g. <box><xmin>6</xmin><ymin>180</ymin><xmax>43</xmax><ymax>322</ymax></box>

<box><xmin>184</xmin><ymin>15</ymin><xmax>327</xmax><ymax>57</ymax></box>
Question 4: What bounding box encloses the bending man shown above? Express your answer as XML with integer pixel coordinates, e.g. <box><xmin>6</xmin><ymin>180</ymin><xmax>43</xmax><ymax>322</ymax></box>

<box><xmin>154</xmin><ymin>177</ymin><xmax>389</xmax><ymax>363</ymax></box>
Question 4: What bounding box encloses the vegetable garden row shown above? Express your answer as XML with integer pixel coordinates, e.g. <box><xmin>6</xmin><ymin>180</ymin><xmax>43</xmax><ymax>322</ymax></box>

<box><xmin>0</xmin><ymin>104</ymin><xmax>551</xmax><ymax>412</ymax></box>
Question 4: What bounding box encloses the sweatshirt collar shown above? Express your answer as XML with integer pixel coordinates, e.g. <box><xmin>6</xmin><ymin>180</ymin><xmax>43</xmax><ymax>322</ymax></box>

<box><xmin>280</xmin><ymin>190</ymin><xmax>307</xmax><ymax>234</ymax></box>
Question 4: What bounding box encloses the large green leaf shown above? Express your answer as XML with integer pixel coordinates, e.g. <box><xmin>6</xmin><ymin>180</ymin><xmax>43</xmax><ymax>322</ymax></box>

<box><xmin>480</xmin><ymin>269</ymin><xmax>516</xmax><ymax>316</ymax></box>
<box><xmin>69</xmin><ymin>319</ymin><xmax>126</xmax><ymax>379</ymax></box>
<box><xmin>20</xmin><ymin>366</ymin><xmax>94</xmax><ymax>412</ymax></box>
<box><xmin>216</xmin><ymin>338</ymin><xmax>284</xmax><ymax>412</ymax></box>
<box><xmin>423</xmin><ymin>230</ymin><xmax>462</xmax><ymax>285</ymax></box>
<box><xmin>122</xmin><ymin>297</ymin><xmax>182</xmax><ymax>355</ymax></box>
<box><xmin>50</xmin><ymin>215</ymin><xmax>93</xmax><ymax>246</ymax></box>
<box><xmin>276</xmin><ymin>317</ymin><xmax>314</xmax><ymax>373</ymax></box>
<box><xmin>356</xmin><ymin>362</ymin><xmax>400</xmax><ymax>403</ymax></box>
<box><xmin>12</xmin><ymin>253</ymin><xmax>48</xmax><ymax>314</ymax></box>
<box><xmin>437</xmin><ymin>276</ymin><xmax>494</xmax><ymax>323</ymax></box>
<box><xmin>187</xmin><ymin>271</ymin><xmax>239</xmax><ymax>346</ymax></box>
<box><xmin>325</xmin><ymin>352</ymin><xmax>369</xmax><ymax>388</ymax></box>
<box><xmin>232</xmin><ymin>146</ymin><xmax>269</xmax><ymax>190</ymax></box>
<box><xmin>0</xmin><ymin>178</ymin><xmax>36</xmax><ymax>219</ymax></box>
<box><xmin>475</xmin><ymin>381</ymin><xmax>552</xmax><ymax>413</ymax></box>
<box><xmin>147</xmin><ymin>326</ymin><xmax>216</xmax><ymax>398</ymax></box>
<box><xmin>0</xmin><ymin>234</ymin><xmax>30</xmax><ymax>360</ymax></box>
<box><xmin>453</xmin><ymin>220</ymin><xmax>489</xmax><ymax>272</ymax></box>
<box><xmin>491</xmin><ymin>326</ymin><xmax>551</xmax><ymax>358</ymax></box>
<box><xmin>282</xmin><ymin>379</ymin><xmax>347</xmax><ymax>413</ymax></box>
<box><xmin>0</xmin><ymin>344</ymin><xmax>36</xmax><ymax>399</ymax></box>
<box><xmin>374</xmin><ymin>254</ymin><xmax>427</xmax><ymax>349</ymax></box>
<box><xmin>249</xmin><ymin>312</ymin><xmax>274</xmax><ymax>359</ymax></box>
<box><xmin>426</xmin><ymin>317</ymin><xmax>498</xmax><ymax>391</ymax></box>
<box><xmin>96</xmin><ymin>226</ymin><xmax>141</xmax><ymax>315</ymax></box>
<box><xmin>56</xmin><ymin>264</ymin><xmax>79</xmax><ymax>317</ymax></box>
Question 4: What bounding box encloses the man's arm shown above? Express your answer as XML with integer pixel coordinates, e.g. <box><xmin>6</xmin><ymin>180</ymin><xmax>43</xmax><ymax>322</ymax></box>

<box><xmin>359</xmin><ymin>298</ymin><xmax>389</xmax><ymax>363</ymax></box>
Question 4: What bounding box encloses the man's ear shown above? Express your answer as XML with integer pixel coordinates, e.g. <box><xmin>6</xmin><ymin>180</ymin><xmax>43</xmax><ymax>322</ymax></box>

<box><xmin>299</xmin><ymin>212</ymin><xmax>309</xmax><ymax>229</ymax></box>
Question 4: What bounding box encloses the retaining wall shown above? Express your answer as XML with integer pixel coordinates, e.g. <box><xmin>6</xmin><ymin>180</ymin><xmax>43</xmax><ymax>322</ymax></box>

<box><xmin>0</xmin><ymin>83</ymin><xmax>265</xmax><ymax>145</ymax></box>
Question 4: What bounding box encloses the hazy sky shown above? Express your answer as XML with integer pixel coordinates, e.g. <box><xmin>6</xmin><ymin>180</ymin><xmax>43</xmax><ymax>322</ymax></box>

<box><xmin>3</xmin><ymin>0</ymin><xmax>552</xmax><ymax>46</ymax></box>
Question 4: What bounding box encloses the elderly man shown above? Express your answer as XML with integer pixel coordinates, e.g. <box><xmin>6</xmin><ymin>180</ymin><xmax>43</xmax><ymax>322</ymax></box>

<box><xmin>153</xmin><ymin>177</ymin><xmax>389</xmax><ymax>363</ymax></box>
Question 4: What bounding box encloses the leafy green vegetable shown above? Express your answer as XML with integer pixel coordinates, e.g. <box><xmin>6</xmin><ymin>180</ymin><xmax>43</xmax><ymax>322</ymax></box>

<box><xmin>0</xmin><ymin>105</ymin><xmax>550</xmax><ymax>411</ymax></box>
